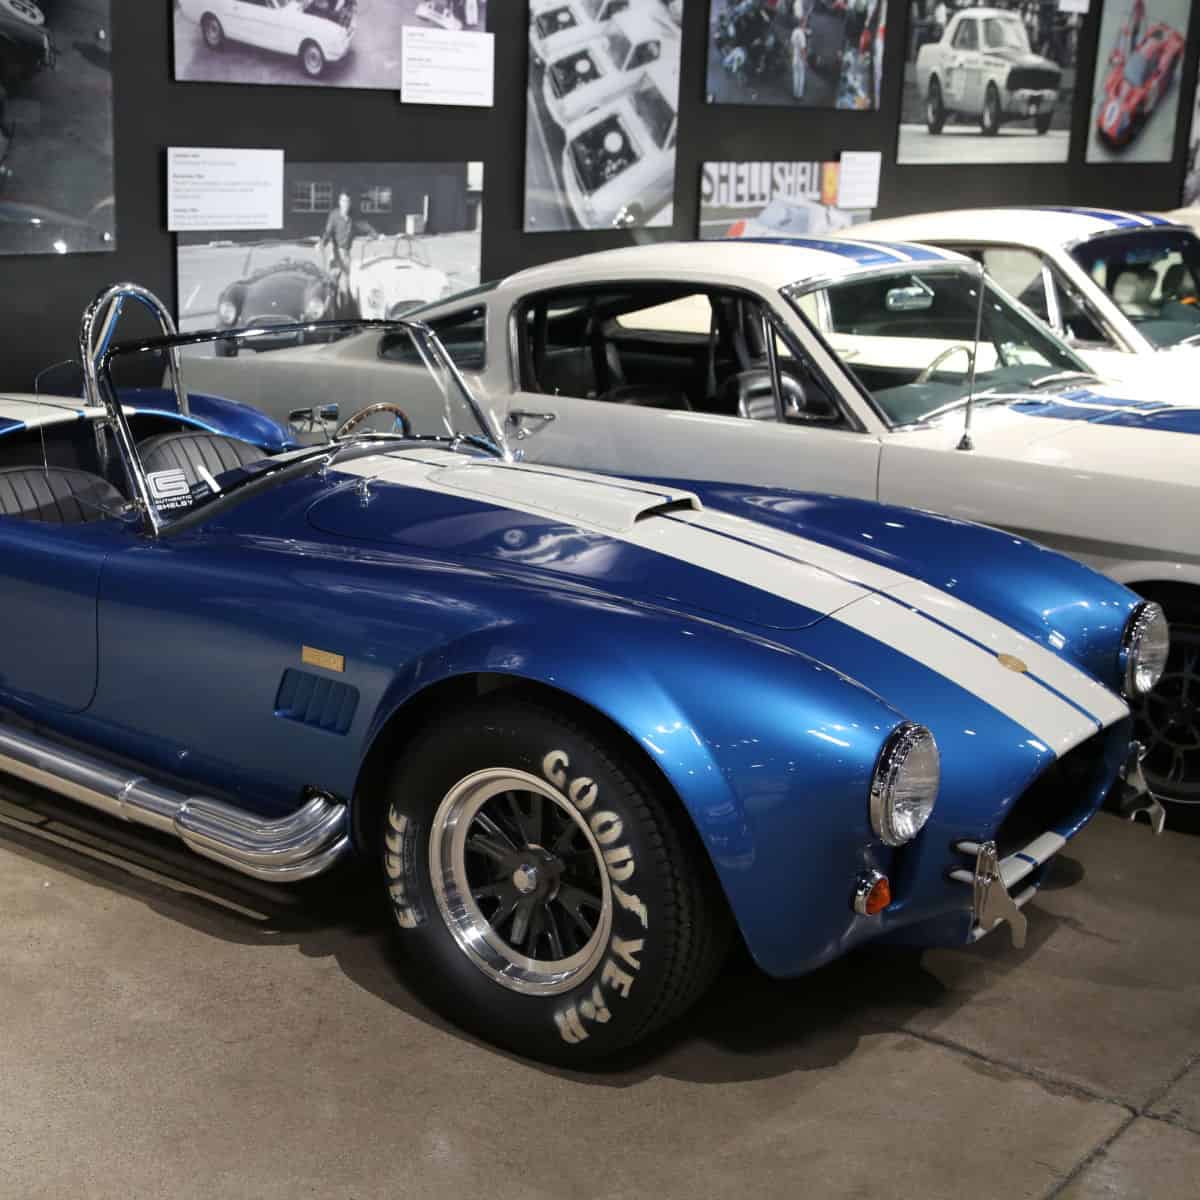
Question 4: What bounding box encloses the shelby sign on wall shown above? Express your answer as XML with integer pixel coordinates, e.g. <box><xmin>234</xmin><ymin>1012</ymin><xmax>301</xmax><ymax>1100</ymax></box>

<box><xmin>698</xmin><ymin>160</ymin><xmax>873</xmax><ymax>240</ymax></box>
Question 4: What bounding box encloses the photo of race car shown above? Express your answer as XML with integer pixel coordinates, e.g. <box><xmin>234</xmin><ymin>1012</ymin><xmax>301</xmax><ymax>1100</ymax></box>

<box><xmin>1094</xmin><ymin>4</ymin><xmax>1185</xmax><ymax>149</ymax></box>
<box><xmin>1086</xmin><ymin>0</ymin><xmax>1191</xmax><ymax>164</ymax></box>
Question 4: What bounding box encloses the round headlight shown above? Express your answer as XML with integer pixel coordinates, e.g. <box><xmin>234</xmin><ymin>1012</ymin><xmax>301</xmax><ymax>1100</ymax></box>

<box><xmin>303</xmin><ymin>292</ymin><xmax>328</xmax><ymax>321</ymax></box>
<box><xmin>870</xmin><ymin>723</ymin><xmax>939</xmax><ymax>847</ymax></box>
<box><xmin>217</xmin><ymin>298</ymin><xmax>239</xmax><ymax>326</ymax></box>
<box><xmin>1121</xmin><ymin>601</ymin><xmax>1169</xmax><ymax>697</ymax></box>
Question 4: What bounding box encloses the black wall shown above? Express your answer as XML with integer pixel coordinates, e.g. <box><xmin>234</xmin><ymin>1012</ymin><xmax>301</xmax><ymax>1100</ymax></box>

<box><xmin>1</xmin><ymin>0</ymin><xmax>1196</xmax><ymax>392</ymax></box>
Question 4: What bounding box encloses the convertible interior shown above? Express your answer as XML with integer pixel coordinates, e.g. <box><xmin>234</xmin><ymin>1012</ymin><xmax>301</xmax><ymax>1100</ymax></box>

<box><xmin>514</xmin><ymin>284</ymin><xmax>846</xmax><ymax>425</ymax></box>
<box><xmin>0</xmin><ymin>403</ymin><xmax>266</xmax><ymax>526</ymax></box>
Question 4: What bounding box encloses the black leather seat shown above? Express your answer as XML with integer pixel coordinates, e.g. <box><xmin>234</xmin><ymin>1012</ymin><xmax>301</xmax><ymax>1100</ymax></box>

<box><xmin>138</xmin><ymin>432</ymin><xmax>266</xmax><ymax>487</ymax></box>
<box><xmin>0</xmin><ymin>466</ymin><xmax>123</xmax><ymax>524</ymax></box>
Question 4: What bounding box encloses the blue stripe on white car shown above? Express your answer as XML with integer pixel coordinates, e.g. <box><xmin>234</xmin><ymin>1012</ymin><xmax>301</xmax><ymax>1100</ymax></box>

<box><xmin>332</xmin><ymin>450</ymin><xmax>1127</xmax><ymax>756</ymax></box>
<box><xmin>1033</xmin><ymin>206</ymin><xmax>1173</xmax><ymax>229</ymax></box>
<box><xmin>735</xmin><ymin>236</ymin><xmax>953</xmax><ymax>266</ymax></box>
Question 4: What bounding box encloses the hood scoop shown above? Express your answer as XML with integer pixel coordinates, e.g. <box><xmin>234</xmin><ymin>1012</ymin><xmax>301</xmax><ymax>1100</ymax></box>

<box><xmin>426</xmin><ymin>462</ymin><xmax>703</xmax><ymax>533</ymax></box>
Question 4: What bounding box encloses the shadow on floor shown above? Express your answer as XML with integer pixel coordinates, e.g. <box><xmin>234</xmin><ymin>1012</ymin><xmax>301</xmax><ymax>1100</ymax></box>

<box><xmin>0</xmin><ymin>775</ymin><xmax>1075</xmax><ymax>1086</ymax></box>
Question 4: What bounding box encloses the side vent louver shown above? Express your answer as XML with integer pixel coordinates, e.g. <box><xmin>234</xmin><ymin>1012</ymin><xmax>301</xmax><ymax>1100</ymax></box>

<box><xmin>275</xmin><ymin>669</ymin><xmax>359</xmax><ymax>735</ymax></box>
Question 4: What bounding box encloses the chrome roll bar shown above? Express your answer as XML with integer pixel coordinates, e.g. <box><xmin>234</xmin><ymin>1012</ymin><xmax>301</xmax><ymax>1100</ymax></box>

<box><xmin>80</xmin><ymin>283</ymin><xmax>188</xmax><ymax>535</ymax></box>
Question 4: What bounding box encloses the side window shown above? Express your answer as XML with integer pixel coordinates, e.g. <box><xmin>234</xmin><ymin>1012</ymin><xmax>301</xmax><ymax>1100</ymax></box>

<box><xmin>629</xmin><ymin>39</ymin><xmax>661</xmax><ymax>69</ymax></box>
<box><xmin>980</xmin><ymin>247</ymin><xmax>1050</xmax><ymax>322</ymax></box>
<box><xmin>381</xmin><ymin>305</ymin><xmax>487</xmax><ymax>372</ymax></box>
<box><xmin>952</xmin><ymin>19</ymin><xmax>977</xmax><ymax>50</ymax></box>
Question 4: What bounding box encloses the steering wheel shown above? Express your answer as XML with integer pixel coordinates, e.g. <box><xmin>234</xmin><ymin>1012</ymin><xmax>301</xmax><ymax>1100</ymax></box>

<box><xmin>335</xmin><ymin>403</ymin><xmax>413</xmax><ymax>440</ymax></box>
<box><xmin>916</xmin><ymin>343</ymin><xmax>974</xmax><ymax>384</ymax></box>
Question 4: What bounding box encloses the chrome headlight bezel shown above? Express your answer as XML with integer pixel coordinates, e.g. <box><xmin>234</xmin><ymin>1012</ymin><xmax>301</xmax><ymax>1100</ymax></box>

<box><xmin>870</xmin><ymin>723</ymin><xmax>940</xmax><ymax>847</ymax></box>
<box><xmin>1120</xmin><ymin>601</ymin><xmax>1169</xmax><ymax>698</ymax></box>
<box><xmin>216</xmin><ymin>297</ymin><xmax>239</xmax><ymax>326</ymax></box>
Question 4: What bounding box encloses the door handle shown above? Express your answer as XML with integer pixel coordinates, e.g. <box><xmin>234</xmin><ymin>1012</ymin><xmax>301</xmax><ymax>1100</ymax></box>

<box><xmin>508</xmin><ymin>409</ymin><xmax>557</xmax><ymax>440</ymax></box>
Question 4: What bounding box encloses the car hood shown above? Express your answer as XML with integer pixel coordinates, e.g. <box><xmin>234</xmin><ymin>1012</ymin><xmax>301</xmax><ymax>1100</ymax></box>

<box><xmin>987</xmin><ymin>48</ymin><xmax>1059</xmax><ymax>72</ymax></box>
<box><xmin>234</xmin><ymin>266</ymin><xmax>325</xmax><ymax>314</ymax></box>
<box><xmin>306</xmin><ymin>448</ymin><xmax>1131</xmax><ymax>756</ymax></box>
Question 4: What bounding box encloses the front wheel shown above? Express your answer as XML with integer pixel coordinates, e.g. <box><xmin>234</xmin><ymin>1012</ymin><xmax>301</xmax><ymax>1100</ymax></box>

<box><xmin>379</xmin><ymin>696</ymin><xmax>730</xmax><ymax>1064</ymax></box>
<box><xmin>300</xmin><ymin>40</ymin><xmax>325</xmax><ymax>78</ymax></box>
<box><xmin>926</xmin><ymin>76</ymin><xmax>945</xmax><ymax>133</ymax></box>
<box><xmin>981</xmin><ymin>83</ymin><xmax>1000</xmax><ymax>135</ymax></box>
<box><xmin>1035</xmin><ymin>110</ymin><xmax>1052</xmax><ymax>134</ymax></box>
<box><xmin>200</xmin><ymin>13</ymin><xmax>224</xmax><ymax>49</ymax></box>
<box><xmin>1133</xmin><ymin>603</ymin><xmax>1200</xmax><ymax>822</ymax></box>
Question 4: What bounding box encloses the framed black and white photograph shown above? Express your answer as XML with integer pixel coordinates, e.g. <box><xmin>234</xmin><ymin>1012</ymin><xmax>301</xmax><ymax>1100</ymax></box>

<box><xmin>698</xmin><ymin>159</ymin><xmax>874</xmax><ymax>238</ymax></box>
<box><xmin>172</xmin><ymin>0</ymin><xmax>489</xmax><ymax>95</ymax></box>
<box><xmin>897</xmin><ymin>1</ymin><xmax>1083</xmax><ymax>164</ymax></box>
<box><xmin>0</xmin><ymin>0</ymin><xmax>114</xmax><ymax>255</ymax></box>
<box><xmin>705</xmin><ymin>0</ymin><xmax>887</xmax><ymax>110</ymax></box>
<box><xmin>524</xmin><ymin>0</ymin><xmax>682</xmax><ymax>231</ymax></box>
<box><xmin>176</xmin><ymin>160</ymin><xmax>482</xmax><ymax>354</ymax></box>
<box><xmin>1085</xmin><ymin>0</ymin><xmax>1192</xmax><ymax>165</ymax></box>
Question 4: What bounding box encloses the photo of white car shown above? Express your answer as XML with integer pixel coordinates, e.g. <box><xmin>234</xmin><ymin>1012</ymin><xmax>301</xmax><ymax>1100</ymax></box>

<box><xmin>542</xmin><ymin>5</ymin><xmax>677</xmax><ymax>128</ymax></box>
<box><xmin>529</xmin><ymin>0</ymin><xmax>633</xmax><ymax>68</ymax></box>
<box><xmin>177</xmin><ymin>0</ymin><xmax>357</xmax><ymax>79</ymax></box>
<box><xmin>853</xmin><ymin>206</ymin><xmax>1200</xmax><ymax>391</ymax></box>
<box><xmin>559</xmin><ymin>58</ymin><xmax>678</xmax><ymax>228</ymax></box>
<box><xmin>723</xmin><ymin>192</ymin><xmax>857</xmax><ymax>238</ymax></box>
<box><xmin>347</xmin><ymin>235</ymin><xmax>452</xmax><ymax>320</ymax></box>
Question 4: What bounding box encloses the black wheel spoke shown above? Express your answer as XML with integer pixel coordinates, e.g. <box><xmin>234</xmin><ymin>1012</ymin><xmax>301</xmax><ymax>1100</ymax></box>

<box><xmin>510</xmin><ymin>896</ymin><xmax>537</xmax><ymax>946</ymax></box>
<box><xmin>557</xmin><ymin>883</ymin><xmax>602</xmax><ymax>936</ymax></box>
<box><xmin>508</xmin><ymin>791</ymin><xmax>544</xmax><ymax>847</ymax></box>
<box><xmin>543</xmin><ymin>904</ymin><xmax>565</xmax><ymax>959</ymax></box>
<box><xmin>475</xmin><ymin>881</ymin><xmax>521</xmax><ymax>927</ymax></box>
<box><xmin>474</xmin><ymin>810</ymin><xmax>519</xmax><ymax>851</ymax></box>
<box><xmin>466</xmin><ymin>832</ymin><xmax>513</xmax><ymax>864</ymax></box>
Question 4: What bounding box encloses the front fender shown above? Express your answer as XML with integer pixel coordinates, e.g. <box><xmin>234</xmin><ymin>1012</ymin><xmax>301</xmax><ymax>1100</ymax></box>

<box><xmin>355</xmin><ymin>607</ymin><xmax>908</xmax><ymax>978</ymax></box>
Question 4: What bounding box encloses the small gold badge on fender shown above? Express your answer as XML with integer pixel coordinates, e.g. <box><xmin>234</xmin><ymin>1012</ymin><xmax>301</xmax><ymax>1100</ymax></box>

<box><xmin>997</xmin><ymin>653</ymin><xmax>1028</xmax><ymax>674</ymax></box>
<box><xmin>302</xmin><ymin>646</ymin><xmax>345</xmax><ymax>674</ymax></box>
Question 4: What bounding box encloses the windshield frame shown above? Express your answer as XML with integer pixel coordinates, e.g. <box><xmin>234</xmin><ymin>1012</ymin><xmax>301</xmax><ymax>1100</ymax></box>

<box><xmin>781</xmin><ymin>260</ymin><xmax>1093</xmax><ymax>431</ymax></box>
<box><xmin>81</xmin><ymin>286</ymin><xmax>511</xmax><ymax>537</ymax></box>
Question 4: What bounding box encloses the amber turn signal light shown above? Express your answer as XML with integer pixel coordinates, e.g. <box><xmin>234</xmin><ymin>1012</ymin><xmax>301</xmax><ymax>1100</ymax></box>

<box><xmin>853</xmin><ymin>871</ymin><xmax>891</xmax><ymax>916</ymax></box>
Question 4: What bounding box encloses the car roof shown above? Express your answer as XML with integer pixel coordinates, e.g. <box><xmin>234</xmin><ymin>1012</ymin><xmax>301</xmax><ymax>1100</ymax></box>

<box><xmin>489</xmin><ymin>238</ymin><xmax>968</xmax><ymax>296</ymax></box>
<box><xmin>854</xmin><ymin>207</ymin><xmax>1187</xmax><ymax>253</ymax></box>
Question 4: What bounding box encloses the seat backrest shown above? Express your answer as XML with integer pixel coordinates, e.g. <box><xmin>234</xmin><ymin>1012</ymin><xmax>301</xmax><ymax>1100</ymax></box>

<box><xmin>0</xmin><ymin>466</ymin><xmax>123</xmax><ymax>524</ymax></box>
<box><xmin>138</xmin><ymin>432</ymin><xmax>266</xmax><ymax>489</ymax></box>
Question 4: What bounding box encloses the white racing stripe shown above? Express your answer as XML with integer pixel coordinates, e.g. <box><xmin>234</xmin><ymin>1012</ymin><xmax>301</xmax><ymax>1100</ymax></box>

<box><xmin>674</xmin><ymin>507</ymin><xmax>1130</xmax><ymax>730</ymax></box>
<box><xmin>334</xmin><ymin>452</ymin><xmax>1125</xmax><ymax>751</ymax></box>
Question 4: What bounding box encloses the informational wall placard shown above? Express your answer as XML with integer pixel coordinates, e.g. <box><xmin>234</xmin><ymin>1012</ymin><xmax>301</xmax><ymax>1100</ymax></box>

<box><xmin>698</xmin><ymin>160</ymin><xmax>875</xmax><ymax>241</ymax></box>
<box><xmin>835</xmin><ymin>151</ymin><xmax>882</xmax><ymax>211</ymax></box>
<box><xmin>167</xmin><ymin>147</ymin><xmax>284</xmax><ymax>233</ymax></box>
<box><xmin>401</xmin><ymin>27</ymin><xmax>494</xmax><ymax>106</ymax></box>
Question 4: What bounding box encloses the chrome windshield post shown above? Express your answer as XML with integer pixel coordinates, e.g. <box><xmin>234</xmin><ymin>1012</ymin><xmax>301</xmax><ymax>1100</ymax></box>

<box><xmin>80</xmin><ymin>283</ymin><xmax>187</xmax><ymax>536</ymax></box>
<box><xmin>957</xmin><ymin>261</ymin><xmax>987</xmax><ymax>452</ymax></box>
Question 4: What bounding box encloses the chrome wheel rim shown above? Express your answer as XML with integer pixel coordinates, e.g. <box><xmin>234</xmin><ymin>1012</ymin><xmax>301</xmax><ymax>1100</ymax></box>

<box><xmin>304</xmin><ymin>45</ymin><xmax>323</xmax><ymax>74</ymax></box>
<box><xmin>429</xmin><ymin>768</ymin><xmax>612</xmax><ymax>995</ymax></box>
<box><xmin>1136</xmin><ymin>626</ymin><xmax>1200</xmax><ymax>802</ymax></box>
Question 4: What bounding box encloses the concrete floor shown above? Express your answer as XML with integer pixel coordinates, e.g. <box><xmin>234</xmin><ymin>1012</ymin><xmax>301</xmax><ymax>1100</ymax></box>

<box><xmin>1</xmin><ymin>778</ymin><xmax>1198</xmax><ymax>1199</ymax></box>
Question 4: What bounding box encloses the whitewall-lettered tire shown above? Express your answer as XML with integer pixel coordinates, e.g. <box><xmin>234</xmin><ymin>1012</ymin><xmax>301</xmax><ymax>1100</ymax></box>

<box><xmin>379</xmin><ymin>696</ymin><xmax>730</xmax><ymax>1063</ymax></box>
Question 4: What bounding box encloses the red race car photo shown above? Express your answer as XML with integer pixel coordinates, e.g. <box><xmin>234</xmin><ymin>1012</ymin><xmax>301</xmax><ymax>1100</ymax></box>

<box><xmin>1096</xmin><ymin>2</ymin><xmax>1185</xmax><ymax>149</ymax></box>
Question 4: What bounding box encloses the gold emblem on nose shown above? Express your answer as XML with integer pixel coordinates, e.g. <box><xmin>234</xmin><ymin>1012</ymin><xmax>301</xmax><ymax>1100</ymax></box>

<box><xmin>997</xmin><ymin>653</ymin><xmax>1028</xmax><ymax>674</ymax></box>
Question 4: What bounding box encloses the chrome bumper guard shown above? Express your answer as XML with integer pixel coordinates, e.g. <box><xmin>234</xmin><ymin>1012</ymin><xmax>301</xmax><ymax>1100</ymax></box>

<box><xmin>1116</xmin><ymin>741</ymin><xmax>1167</xmax><ymax>835</ymax></box>
<box><xmin>950</xmin><ymin>741</ymin><xmax>1166</xmax><ymax>947</ymax></box>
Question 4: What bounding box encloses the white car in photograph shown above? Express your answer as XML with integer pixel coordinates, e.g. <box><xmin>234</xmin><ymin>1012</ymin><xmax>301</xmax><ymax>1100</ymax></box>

<box><xmin>177</xmin><ymin>0</ymin><xmax>357</xmax><ymax>78</ymax></box>
<box><xmin>915</xmin><ymin>6</ymin><xmax>1060</xmax><ymax>136</ymax></box>
<box><xmin>853</xmin><ymin>207</ymin><xmax>1200</xmax><ymax>391</ymax></box>
<box><xmin>560</xmin><ymin>59</ymin><xmax>677</xmax><ymax>228</ymax></box>
<box><xmin>178</xmin><ymin>237</ymin><xmax>1200</xmax><ymax>808</ymax></box>
<box><xmin>347</xmin><ymin>235</ymin><xmax>451</xmax><ymax>320</ymax></box>
<box><xmin>529</xmin><ymin>0</ymin><xmax>636</xmax><ymax>69</ymax></box>
<box><xmin>542</xmin><ymin>6</ymin><xmax>677</xmax><ymax>129</ymax></box>
<box><xmin>724</xmin><ymin>194</ymin><xmax>856</xmax><ymax>239</ymax></box>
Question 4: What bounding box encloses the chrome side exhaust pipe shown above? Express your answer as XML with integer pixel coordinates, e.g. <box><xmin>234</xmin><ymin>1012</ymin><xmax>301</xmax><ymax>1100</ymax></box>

<box><xmin>0</xmin><ymin>723</ymin><xmax>350</xmax><ymax>882</ymax></box>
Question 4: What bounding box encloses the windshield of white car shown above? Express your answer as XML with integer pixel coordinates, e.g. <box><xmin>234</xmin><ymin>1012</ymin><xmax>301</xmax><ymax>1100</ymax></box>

<box><xmin>1069</xmin><ymin>229</ymin><xmax>1200</xmax><ymax>348</ymax></box>
<box><xmin>784</xmin><ymin>267</ymin><xmax>1087</xmax><ymax>427</ymax></box>
<box><xmin>356</xmin><ymin>236</ymin><xmax>430</xmax><ymax>270</ymax></box>
<box><xmin>632</xmin><ymin>79</ymin><xmax>674</xmax><ymax>149</ymax></box>
<box><xmin>98</xmin><ymin>321</ymin><xmax>506</xmax><ymax>529</ymax></box>
<box><xmin>983</xmin><ymin>15</ymin><xmax>1029</xmax><ymax>52</ymax></box>
<box><xmin>605</xmin><ymin>28</ymin><xmax>632</xmax><ymax>68</ymax></box>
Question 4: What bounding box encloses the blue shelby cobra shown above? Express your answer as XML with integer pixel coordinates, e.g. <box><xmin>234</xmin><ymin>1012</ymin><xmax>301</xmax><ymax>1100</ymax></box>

<box><xmin>0</xmin><ymin>285</ymin><xmax>1169</xmax><ymax>1063</ymax></box>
